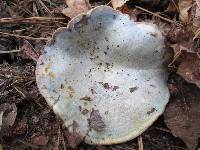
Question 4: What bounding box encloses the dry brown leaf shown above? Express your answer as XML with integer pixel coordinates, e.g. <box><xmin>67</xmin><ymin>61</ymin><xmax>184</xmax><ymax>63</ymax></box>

<box><xmin>0</xmin><ymin>1</ymin><xmax>11</xmax><ymax>18</ymax></box>
<box><xmin>165</xmin><ymin>0</ymin><xmax>178</xmax><ymax>14</ymax></box>
<box><xmin>165</xmin><ymin>25</ymin><xmax>195</xmax><ymax>53</ymax></box>
<box><xmin>179</xmin><ymin>0</ymin><xmax>200</xmax><ymax>38</ymax></box>
<box><xmin>164</xmin><ymin>82</ymin><xmax>200</xmax><ymax>150</ymax></box>
<box><xmin>63</xmin><ymin>123</ymin><xmax>82</xmax><ymax>148</ymax></box>
<box><xmin>193</xmin><ymin>4</ymin><xmax>200</xmax><ymax>27</ymax></box>
<box><xmin>62</xmin><ymin>0</ymin><xmax>92</xmax><ymax>18</ymax></box>
<box><xmin>196</xmin><ymin>0</ymin><xmax>200</xmax><ymax>26</ymax></box>
<box><xmin>191</xmin><ymin>4</ymin><xmax>200</xmax><ymax>39</ymax></box>
<box><xmin>177</xmin><ymin>53</ymin><xmax>200</xmax><ymax>88</ymax></box>
<box><xmin>0</xmin><ymin>103</ymin><xmax>17</xmax><ymax>132</ymax></box>
<box><xmin>166</xmin><ymin>32</ymin><xmax>200</xmax><ymax>88</ymax></box>
<box><xmin>111</xmin><ymin>0</ymin><xmax>129</xmax><ymax>9</ymax></box>
<box><xmin>19</xmin><ymin>40</ymin><xmax>39</xmax><ymax>62</ymax></box>
<box><xmin>178</xmin><ymin>0</ymin><xmax>193</xmax><ymax>22</ymax></box>
<box><xmin>196</xmin><ymin>0</ymin><xmax>200</xmax><ymax>8</ymax></box>
<box><xmin>31</xmin><ymin>135</ymin><xmax>49</xmax><ymax>146</ymax></box>
<box><xmin>165</xmin><ymin>25</ymin><xmax>200</xmax><ymax>87</ymax></box>
<box><xmin>111</xmin><ymin>0</ymin><xmax>161</xmax><ymax>9</ymax></box>
<box><xmin>0</xmin><ymin>144</ymin><xmax>3</xmax><ymax>150</ymax></box>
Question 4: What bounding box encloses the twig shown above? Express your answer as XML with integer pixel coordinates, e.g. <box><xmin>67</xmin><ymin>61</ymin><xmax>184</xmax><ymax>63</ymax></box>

<box><xmin>0</xmin><ymin>50</ymin><xmax>21</xmax><ymax>54</ymax></box>
<box><xmin>170</xmin><ymin>0</ymin><xmax>179</xmax><ymax>12</ymax></box>
<box><xmin>138</xmin><ymin>136</ymin><xmax>144</xmax><ymax>150</ymax></box>
<box><xmin>15</xmin><ymin>139</ymin><xmax>40</xmax><ymax>149</ymax></box>
<box><xmin>106</xmin><ymin>1</ymin><xmax>112</xmax><ymax>5</ymax></box>
<box><xmin>155</xmin><ymin>127</ymin><xmax>171</xmax><ymax>133</ymax></box>
<box><xmin>193</xmin><ymin>27</ymin><xmax>200</xmax><ymax>40</ymax></box>
<box><xmin>0</xmin><ymin>74</ymin><xmax>35</xmax><ymax>80</ymax></box>
<box><xmin>0</xmin><ymin>31</ymin><xmax>49</xmax><ymax>41</ymax></box>
<box><xmin>37</xmin><ymin>0</ymin><xmax>52</xmax><ymax>15</ymax></box>
<box><xmin>168</xmin><ymin>50</ymin><xmax>182</xmax><ymax>68</ymax></box>
<box><xmin>135</xmin><ymin>6</ymin><xmax>182</xmax><ymax>26</ymax></box>
<box><xmin>0</xmin><ymin>17</ymin><xmax>66</xmax><ymax>24</ymax></box>
<box><xmin>13</xmin><ymin>86</ymin><xmax>26</xmax><ymax>98</ymax></box>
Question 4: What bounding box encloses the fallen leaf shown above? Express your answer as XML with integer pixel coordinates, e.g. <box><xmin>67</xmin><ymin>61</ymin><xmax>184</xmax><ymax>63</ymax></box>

<box><xmin>196</xmin><ymin>0</ymin><xmax>200</xmax><ymax>8</ymax></box>
<box><xmin>64</xmin><ymin>131</ymin><xmax>82</xmax><ymax>148</ymax></box>
<box><xmin>0</xmin><ymin>144</ymin><xmax>3</xmax><ymax>150</ymax></box>
<box><xmin>165</xmin><ymin>25</ymin><xmax>195</xmax><ymax>54</ymax></box>
<box><xmin>111</xmin><ymin>0</ymin><xmax>129</xmax><ymax>9</ymax></box>
<box><xmin>0</xmin><ymin>1</ymin><xmax>11</xmax><ymax>18</ymax></box>
<box><xmin>12</xmin><ymin>118</ymin><xmax>28</xmax><ymax>135</ymax></box>
<box><xmin>19</xmin><ymin>40</ymin><xmax>39</xmax><ymax>62</ymax></box>
<box><xmin>96</xmin><ymin>146</ymin><xmax>107</xmax><ymax>150</ymax></box>
<box><xmin>165</xmin><ymin>2</ymin><xmax>177</xmax><ymax>14</ymax></box>
<box><xmin>178</xmin><ymin>0</ymin><xmax>200</xmax><ymax>38</ymax></box>
<box><xmin>165</xmin><ymin>0</ymin><xmax>179</xmax><ymax>14</ymax></box>
<box><xmin>31</xmin><ymin>135</ymin><xmax>49</xmax><ymax>146</ymax></box>
<box><xmin>164</xmin><ymin>82</ymin><xmax>200</xmax><ymax>150</ymax></box>
<box><xmin>165</xmin><ymin>25</ymin><xmax>200</xmax><ymax>87</ymax></box>
<box><xmin>164</xmin><ymin>18</ymin><xmax>200</xmax><ymax>90</ymax></box>
<box><xmin>0</xmin><ymin>103</ymin><xmax>17</xmax><ymax>132</ymax></box>
<box><xmin>177</xmin><ymin>53</ymin><xmax>200</xmax><ymax>88</ymax></box>
<box><xmin>62</xmin><ymin>0</ymin><xmax>92</xmax><ymax>18</ymax></box>
<box><xmin>111</xmin><ymin>0</ymin><xmax>161</xmax><ymax>9</ymax></box>
<box><xmin>63</xmin><ymin>121</ymin><xmax>83</xmax><ymax>148</ymax></box>
<box><xmin>178</xmin><ymin>0</ymin><xmax>193</xmax><ymax>22</ymax></box>
<box><xmin>192</xmin><ymin>2</ymin><xmax>200</xmax><ymax>28</ymax></box>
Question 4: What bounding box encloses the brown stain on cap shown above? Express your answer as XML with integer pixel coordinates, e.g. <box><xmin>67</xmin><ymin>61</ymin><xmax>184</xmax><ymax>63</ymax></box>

<box><xmin>67</xmin><ymin>85</ymin><xmax>75</xmax><ymax>98</ymax></box>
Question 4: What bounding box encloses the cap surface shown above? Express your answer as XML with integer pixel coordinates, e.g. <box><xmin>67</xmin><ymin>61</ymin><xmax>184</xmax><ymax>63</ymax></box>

<box><xmin>36</xmin><ymin>6</ymin><xmax>170</xmax><ymax>145</ymax></box>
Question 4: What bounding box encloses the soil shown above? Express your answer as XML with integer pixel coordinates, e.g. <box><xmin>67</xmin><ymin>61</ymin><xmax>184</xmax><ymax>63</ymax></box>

<box><xmin>0</xmin><ymin>0</ymin><xmax>199</xmax><ymax>149</ymax></box>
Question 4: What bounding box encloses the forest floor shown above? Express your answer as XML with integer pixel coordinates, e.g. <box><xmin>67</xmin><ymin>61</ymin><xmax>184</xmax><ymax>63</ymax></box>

<box><xmin>0</xmin><ymin>0</ymin><xmax>200</xmax><ymax>150</ymax></box>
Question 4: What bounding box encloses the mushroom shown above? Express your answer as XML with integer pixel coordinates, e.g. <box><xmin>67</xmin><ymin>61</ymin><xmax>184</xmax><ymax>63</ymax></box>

<box><xmin>36</xmin><ymin>6</ymin><xmax>170</xmax><ymax>145</ymax></box>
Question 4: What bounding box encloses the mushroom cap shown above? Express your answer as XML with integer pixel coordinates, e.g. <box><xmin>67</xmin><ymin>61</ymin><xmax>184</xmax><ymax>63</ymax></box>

<box><xmin>36</xmin><ymin>6</ymin><xmax>170</xmax><ymax>145</ymax></box>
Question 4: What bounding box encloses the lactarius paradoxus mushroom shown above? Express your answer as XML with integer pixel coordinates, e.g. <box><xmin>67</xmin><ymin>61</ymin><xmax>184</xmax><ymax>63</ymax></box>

<box><xmin>36</xmin><ymin>6</ymin><xmax>170</xmax><ymax>145</ymax></box>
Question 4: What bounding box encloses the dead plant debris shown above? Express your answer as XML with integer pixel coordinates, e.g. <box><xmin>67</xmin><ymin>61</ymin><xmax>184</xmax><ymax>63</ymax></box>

<box><xmin>0</xmin><ymin>103</ymin><xmax>17</xmax><ymax>134</ymax></box>
<box><xmin>164</xmin><ymin>81</ymin><xmax>200</xmax><ymax>150</ymax></box>
<box><xmin>177</xmin><ymin>53</ymin><xmax>200</xmax><ymax>88</ymax></box>
<box><xmin>62</xmin><ymin>0</ymin><xmax>92</xmax><ymax>18</ymax></box>
<box><xmin>0</xmin><ymin>0</ymin><xmax>199</xmax><ymax>149</ymax></box>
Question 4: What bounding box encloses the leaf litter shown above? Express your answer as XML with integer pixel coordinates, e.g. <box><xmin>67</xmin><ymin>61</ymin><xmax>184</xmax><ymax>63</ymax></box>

<box><xmin>0</xmin><ymin>0</ymin><xmax>200</xmax><ymax>149</ymax></box>
<box><xmin>165</xmin><ymin>79</ymin><xmax>200</xmax><ymax>150</ymax></box>
<box><xmin>177</xmin><ymin>52</ymin><xmax>200</xmax><ymax>88</ymax></box>
<box><xmin>0</xmin><ymin>103</ymin><xmax>17</xmax><ymax>134</ymax></box>
<box><xmin>62</xmin><ymin>0</ymin><xmax>92</xmax><ymax>18</ymax></box>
